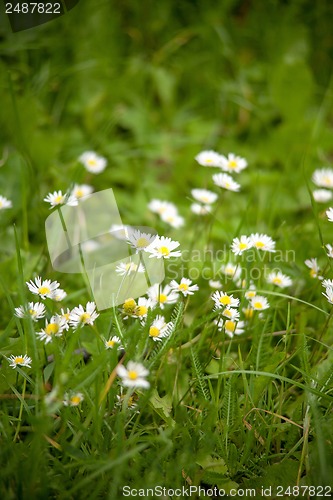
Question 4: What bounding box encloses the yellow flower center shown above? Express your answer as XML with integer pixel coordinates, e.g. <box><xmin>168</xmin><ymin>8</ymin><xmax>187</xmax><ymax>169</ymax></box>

<box><xmin>55</xmin><ymin>195</ymin><xmax>63</xmax><ymax>204</ymax></box>
<box><xmin>205</xmin><ymin>158</ymin><xmax>213</xmax><ymax>163</ymax></box>
<box><xmin>45</xmin><ymin>323</ymin><xmax>59</xmax><ymax>336</ymax></box>
<box><xmin>70</xmin><ymin>395</ymin><xmax>82</xmax><ymax>405</ymax></box>
<box><xmin>29</xmin><ymin>308</ymin><xmax>36</xmax><ymax>316</ymax></box>
<box><xmin>159</xmin><ymin>293</ymin><xmax>167</xmax><ymax>303</ymax></box>
<box><xmin>135</xmin><ymin>305</ymin><xmax>148</xmax><ymax>317</ymax></box>
<box><xmin>246</xmin><ymin>291</ymin><xmax>256</xmax><ymax>298</ymax></box>
<box><xmin>149</xmin><ymin>326</ymin><xmax>160</xmax><ymax>337</ymax></box>
<box><xmin>255</xmin><ymin>241</ymin><xmax>265</xmax><ymax>248</ymax></box>
<box><xmin>75</xmin><ymin>189</ymin><xmax>84</xmax><ymax>198</ymax></box>
<box><xmin>243</xmin><ymin>308</ymin><xmax>254</xmax><ymax>319</ymax></box>
<box><xmin>272</xmin><ymin>277</ymin><xmax>282</xmax><ymax>285</ymax></box>
<box><xmin>39</xmin><ymin>286</ymin><xmax>50</xmax><ymax>295</ymax></box>
<box><xmin>253</xmin><ymin>301</ymin><xmax>263</xmax><ymax>309</ymax></box>
<box><xmin>63</xmin><ymin>313</ymin><xmax>70</xmax><ymax>321</ymax></box>
<box><xmin>225</xmin><ymin>320</ymin><xmax>236</xmax><ymax>332</ymax></box>
<box><xmin>179</xmin><ymin>283</ymin><xmax>189</xmax><ymax>291</ymax></box>
<box><xmin>123</xmin><ymin>298</ymin><xmax>137</xmax><ymax>314</ymax></box>
<box><xmin>223</xmin><ymin>309</ymin><xmax>233</xmax><ymax>318</ymax></box>
<box><xmin>128</xmin><ymin>370</ymin><xmax>138</xmax><ymax>380</ymax></box>
<box><xmin>219</xmin><ymin>295</ymin><xmax>231</xmax><ymax>305</ymax></box>
<box><xmin>310</xmin><ymin>269</ymin><xmax>316</xmax><ymax>277</ymax></box>
<box><xmin>80</xmin><ymin>312</ymin><xmax>91</xmax><ymax>323</ymax></box>
<box><xmin>228</xmin><ymin>160</ymin><xmax>237</xmax><ymax>169</ymax></box>
<box><xmin>106</xmin><ymin>340</ymin><xmax>115</xmax><ymax>347</ymax></box>
<box><xmin>158</xmin><ymin>246</ymin><xmax>170</xmax><ymax>256</ymax></box>
<box><xmin>87</xmin><ymin>159</ymin><xmax>97</xmax><ymax>166</ymax></box>
<box><xmin>238</xmin><ymin>243</ymin><xmax>248</xmax><ymax>250</ymax></box>
<box><xmin>15</xmin><ymin>357</ymin><xmax>24</xmax><ymax>364</ymax></box>
<box><xmin>136</xmin><ymin>237</ymin><xmax>149</xmax><ymax>248</ymax></box>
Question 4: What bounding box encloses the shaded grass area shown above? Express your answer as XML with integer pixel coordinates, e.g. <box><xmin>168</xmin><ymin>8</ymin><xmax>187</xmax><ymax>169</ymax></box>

<box><xmin>1</xmin><ymin>0</ymin><xmax>333</xmax><ymax>498</ymax></box>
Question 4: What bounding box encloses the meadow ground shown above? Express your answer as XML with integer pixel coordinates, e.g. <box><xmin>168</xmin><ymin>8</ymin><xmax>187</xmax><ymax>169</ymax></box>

<box><xmin>1</xmin><ymin>1</ymin><xmax>333</xmax><ymax>499</ymax></box>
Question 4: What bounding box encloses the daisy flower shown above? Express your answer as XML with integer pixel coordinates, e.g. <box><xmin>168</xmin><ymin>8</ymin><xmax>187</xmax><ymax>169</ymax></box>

<box><xmin>244</xmin><ymin>285</ymin><xmax>257</xmax><ymax>300</ymax></box>
<box><xmin>212</xmin><ymin>173</ymin><xmax>240</xmax><ymax>192</ymax></box>
<box><xmin>60</xmin><ymin>308</ymin><xmax>71</xmax><ymax>330</ymax></box>
<box><xmin>323</xmin><ymin>285</ymin><xmax>333</xmax><ymax>304</ymax></box>
<box><xmin>78</xmin><ymin>151</ymin><xmax>107</xmax><ymax>174</ymax></box>
<box><xmin>322</xmin><ymin>279</ymin><xmax>333</xmax><ymax>289</ymax></box>
<box><xmin>104</xmin><ymin>336</ymin><xmax>122</xmax><ymax>349</ymax></box>
<box><xmin>325</xmin><ymin>244</ymin><xmax>333</xmax><ymax>258</ymax></box>
<box><xmin>214</xmin><ymin>318</ymin><xmax>245</xmax><ymax>337</ymax></box>
<box><xmin>122</xmin><ymin>298</ymin><xmax>137</xmax><ymax>316</ymax></box>
<box><xmin>69</xmin><ymin>301</ymin><xmax>99</xmax><ymax>328</ymax></box>
<box><xmin>71</xmin><ymin>184</ymin><xmax>94</xmax><ymax>200</ymax></box>
<box><xmin>190</xmin><ymin>203</ymin><xmax>212</xmax><ymax>215</ymax></box>
<box><xmin>191</xmin><ymin>189</ymin><xmax>218</xmax><ymax>204</ymax></box>
<box><xmin>231</xmin><ymin>235</ymin><xmax>253</xmax><ymax>255</ymax></box>
<box><xmin>115</xmin><ymin>261</ymin><xmax>145</xmax><ymax>276</ymax></box>
<box><xmin>133</xmin><ymin>297</ymin><xmax>154</xmax><ymax>320</ymax></box>
<box><xmin>219</xmin><ymin>153</ymin><xmax>248</xmax><ymax>174</ymax></box>
<box><xmin>50</xmin><ymin>288</ymin><xmax>67</xmax><ymax>302</ymax></box>
<box><xmin>160</xmin><ymin>211</ymin><xmax>185</xmax><ymax>229</ymax></box>
<box><xmin>195</xmin><ymin>150</ymin><xmax>222</xmax><ymax>167</ymax></box>
<box><xmin>26</xmin><ymin>277</ymin><xmax>60</xmax><ymax>300</ymax></box>
<box><xmin>212</xmin><ymin>291</ymin><xmax>239</xmax><ymax>309</ymax></box>
<box><xmin>8</xmin><ymin>354</ymin><xmax>32</xmax><ymax>369</ymax></box>
<box><xmin>63</xmin><ymin>392</ymin><xmax>84</xmax><ymax>406</ymax></box>
<box><xmin>313</xmin><ymin>189</ymin><xmax>332</xmax><ymax>203</ymax></box>
<box><xmin>110</xmin><ymin>224</ymin><xmax>130</xmax><ymax>240</ymax></box>
<box><xmin>250</xmin><ymin>295</ymin><xmax>270</xmax><ymax>311</ymax></box>
<box><xmin>250</xmin><ymin>233</ymin><xmax>276</xmax><ymax>252</ymax></box>
<box><xmin>222</xmin><ymin>308</ymin><xmax>240</xmax><ymax>321</ymax></box>
<box><xmin>127</xmin><ymin>229</ymin><xmax>157</xmax><ymax>252</ymax></box>
<box><xmin>220</xmin><ymin>263</ymin><xmax>242</xmax><ymax>282</ymax></box>
<box><xmin>116</xmin><ymin>389</ymin><xmax>138</xmax><ymax>410</ymax></box>
<box><xmin>326</xmin><ymin>207</ymin><xmax>333</xmax><ymax>222</ymax></box>
<box><xmin>312</xmin><ymin>168</ymin><xmax>333</xmax><ymax>188</ymax></box>
<box><xmin>14</xmin><ymin>302</ymin><xmax>46</xmax><ymax>322</ymax></box>
<box><xmin>116</xmin><ymin>361</ymin><xmax>150</xmax><ymax>389</ymax></box>
<box><xmin>146</xmin><ymin>236</ymin><xmax>181</xmax><ymax>259</ymax></box>
<box><xmin>148</xmin><ymin>199</ymin><xmax>177</xmax><ymax>216</ymax></box>
<box><xmin>0</xmin><ymin>195</ymin><xmax>12</xmax><ymax>209</ymax></box>
<box><xmin>266</xmin><ymin>271</ymin><xmax>292</xmax><ymax>288</ymax></box>
<box><xmin>44</xmin><ymin>190</ymin><xmax>78</xmax><ymax>208</ymax></box>
<box><xmin>147</xmin><ymin>284</ymin><xmax>179</xmax><ymax>308</ymax></box>
<box><xmin>148</xmin><ymin>315</ymin><xmax>173</xmax><ymax>342</ymax></box>
<box><xmin>36</xmin><ymin>315</ymin><xmax>67</xmax><ymax>344</ymax></box>
<box><xmin>169</xmin><ymin>277</ymin><xmax>199</xmax><ymax>297</ymax></box>
<box><xmin>305</xmin><ymin>258</ymin><xmax>321</xmax><ymax>279</ymax></box>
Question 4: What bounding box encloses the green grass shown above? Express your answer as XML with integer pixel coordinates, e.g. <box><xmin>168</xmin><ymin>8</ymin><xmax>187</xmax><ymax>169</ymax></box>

<box><xmin>1</xmin><ymin>0</ymin><xmax>333</xmax><ymax>499</ymax></box>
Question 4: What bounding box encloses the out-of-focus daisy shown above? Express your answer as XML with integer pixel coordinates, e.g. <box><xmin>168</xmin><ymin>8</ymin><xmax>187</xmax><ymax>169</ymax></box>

<box><xmin>8</xmin><ymin>354</ymin><xmax>32</xmax><ymax>369</ymax></box>
<box><xmin>116</xmin><ymin>389</ymin><xmax>138</xmax><ymax>410</ymax></box>
<box><xmin>191</xmin><ymin>189</ymin><xmax>218</xmax><ymax>204</ymax></box>
<box><xmin>212</xmin><ymin>291</ymin><xmax>239</xmax><ymax>309</ymax></box>
<box><xmin>169</xmin><ymin>278</ymin><xmax>199</xmax><ymax>297</ymax></box>
<box><xmin>148</xmin><ymin>199</ymin><xmax>177</xmax><ymax>216</ymax></box>
<box><xmin>50</xmin><ymin>289</ymin><xmax>67</xmax><ymax>302</ymax></box>
<box><xmin>44</xmin><ymin>190</ymin><xmax>78</xmax><ymax>208</ymax></box>
<box><xmin>222</xmin><ymin>308</ymin><xmax>240</xmax><ymax>321</ymax></box>
<box><xmin>322</xmin><ymin>286</ymin><xmax>333</xmax><ymax>305</ymax></box>
<box><xmin>190</xmin><ymin>203</ymin><xmax>212</xmax><ymax>215</ymax></box>
<box><xmin>116</xmin><ymin>361</ymin><xmax>150</xmax><ymax>389</ymax></box>
<box><xmin>36</xmin><ymin>315</ymin><xmax>67</xmax><ymax>344</ymax></box>
<box><xmin>133</xmin><ymin>297</ymin><xmax>154</xmax><ymax>320</ymax></box>
<box><xmin>209</xmin><ymin>279</ymin><xmax>223</xmax><ymax>289</ymax></box>
<box><xmin>195</xmin><ymin>150</ymin><xmax>222</xmax><ymax>167</ymax></box>
<box><xmin>326</xmin><ymin>207</ymin><xmax>333</xmax><ymax>222</ymax></box>
<box><xmin>219</xmin><ymin>153</ymin><xmax>248</xmax><ymax>174</ymax></box>
<box><xmin>250</xmin><ymin>295</ymin><xmax>270</xmax><ymax>310</ymax></box>
<box><xmin>14</xmin><ymin>302</ymin><xmax>46</xmax><ymax>322</ymax></box>
<box><xmin>305</xmin><ymin>258</ymin><xmax>321</xmax><ymax>279</ymax></box>
<box><xmin>244</xmin><ymin>285</ymin><xmax>256</xmax><ymax>300</ymax></box>
<box><xmin>110</xmin><ymin>224</ymin><xmax>129</xmax><ymax>240</ymax></box>
<box><xmin>69</xmin><ymin>302</ymin><xmax>99</xmax><ymax>328</ymax></box>
<box><xmin>146</xmin><ymin>236</ymin><xmax>181</xmax><ymax>259</ymax></box>
<box><xmin>212</xmin><ymin>173</ymin><xmax>240</xmax><ymax>192</ymax></box>
<box><xmin>250</xmin><ymin>233</ymin><xmax>276</xmax><ymax>252</ymax></box>
<box><xmin>243</xmin><ymin>306</ymin><xmax>255</xmax><ymax>320</ymax></box>
<box><xmin>115</xmin><ymin>261</ymin><xmax>145</xmax><ymax>276</ymax></box>
<box><xmin>127</xmin><ymin>229</ymin><xmax>157</xmax><ymax>252</ymax></box>
<box><xmin>220</xmin><ymin>263</ymin><xmax>242</xmax><ymax>282</ymax></box>
<box><xmin>266</xmin><ymin>271</ymin><xmax>292</xmax><ymax>288</ymax></box>
<box><xmin>312</xmin><ymin>168</ymin><xmax>333</xmax><ymax>188</ymax></box>
<box><xmin>104</xmin><ymin>336</ymin><xmax>122</xmax><ymax>349</ymax></box>
<box><xmin>122</xmin><ymin>298</ymin><xmax>137</xmax><ymax>316</ymax></box>
<box><xmin>231</xmin><ymin>235</ymin><xmax>253</xmax><ymax>255</ymax></box>
<box><xmin>79</xmin><ymin>151</ymin><xmax>107</xmax><ymax>174</ymax></box>
<box><xmin>147</xmin><ymin>284</ymin><xmax>179</xmax><ymax>308</ymax></box>
<box><xmin>0</xmin><ymin>195</ymin><xmax>12</xmax><ymax>209</ymax></box>
<box><xmin>63</xmin><ymin>392</ymin><xmax>84</xmax><ymax>406</ymax></box>
<box><xmin>313</xmin><ymin>189</ymin><xmax>333</xmax><ymax>203</ymax></box>
<box><xmin>160</xmin><ymin>211</ymin><xmax>185</xmax><ymax>229</ymax></box>
<box><xmin>26</xmin><ymin>277</ymin><xmax>60</xmax><ymax>300</ymax></box>
<box><xmin>148</xmin><ymin>315</ymin><xmax>172</xmax><ymax>342</ymax></box>
<box><xmin>60</xmin><ymin>308</ymin><xmax>71</xmax><ymax>330</ymax></box>
<box><xmin>71</xmin><ymin>184</ymin><xmax>93</xmax><ymax>200</ymax></box>
<box><xmin>325</xmin><ymin>244</ymin><xmax>333</xmax><ymax>258</ymax></box>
